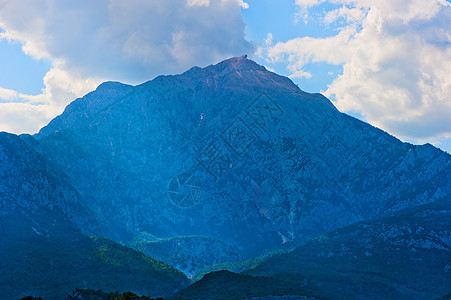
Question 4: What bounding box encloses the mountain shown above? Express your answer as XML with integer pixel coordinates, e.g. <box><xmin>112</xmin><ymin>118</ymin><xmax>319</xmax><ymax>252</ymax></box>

<box><xmin>0</xmin><ymin>132</ymin><xmax>94</xmax><ymax>231</ymax></box>
<box><xmin>0</xmin><ymin>132</ymin><xmax>188</xmax><ymax>299</ymax></box>
<box><xmin>2</xmin><ymin>56</ymin><xmax>450</xmax><ymax>298</ymax></box>
<box><xmin>171</xmin><ymin>270</ymin><xmax>318</xmax><ymax>300</ymax></box>
<box><xmin>130</xmin><ymin>234</ymin><xmax>241</xmax><ymax>277</ymax></box>
<box><xmin>25</xmin><ymin>57</ymin><xmax>451</xmax><ymax>271</ymax></box>
<box><xmin>241</xmin><ymin>199</ymin><xmax>451</xmax><ymax>299</ymax></box>
<box><xmin>175</xmin><ymin>199</ymin><xmax>450</xmax><ymax>299</ymax></box>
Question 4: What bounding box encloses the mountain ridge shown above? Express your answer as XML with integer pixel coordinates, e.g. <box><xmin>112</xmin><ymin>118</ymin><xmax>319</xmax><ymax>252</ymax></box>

<box><xmin>242</xmin><ymin>198</ymin><xmax>451</xmax><ymax>299</ymax></box>
<box><xmin>4</xmin><ymin>56</ymin><xmax>451</xmax><ymax>280</ymax></box>
<box><xmin>28</xmin><ymin>57</ymin><xmax>451</xmax><ymax>255</ymax></box>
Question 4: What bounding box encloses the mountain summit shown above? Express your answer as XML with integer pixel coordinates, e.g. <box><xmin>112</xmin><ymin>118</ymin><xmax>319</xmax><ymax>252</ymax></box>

<box><xmin>21</xmin><ymin>57</ymin><xmax>451</xmax><ymax>274</ymax></box>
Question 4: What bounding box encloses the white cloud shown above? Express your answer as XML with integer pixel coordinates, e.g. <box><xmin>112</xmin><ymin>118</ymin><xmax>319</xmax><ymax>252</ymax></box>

<box><xmin>289</xmin><ymin>70</ymin><xmax>312</xmax><ymax>79</ymax></box>
<box><xmin>235</xmin><ymin>0</ymin><xmax>249</xmax><ymax>9</ymax></box>
<box><xmin>295</xmin><ymin>0</ymin><xmax>326</xmax><ymax>9</ymax></box>
<box><xmin>187</xmin><ymin>0</ymin><xmax>211</xmax><ymax>7</ymax></box>
<box><xmin>0</xmin><ymin>0</ymin><xmax>253</xmax><ymax>134</ymax></box>
<box><xmin>0</xmin><ymin>65</ymin><xmax>100</xmax><ymax>134</ymax></box>
<box><xmin>323</xmin><ymin>6</ymin><xmax>367</xmax><ymax>26</ymax></box>
<box><xmin>0</xmin><ymin>87</ymin><xmax>18</xmax><ymax>101</ymax></box>
<box><xmin>0</xmin><ymin>103</ymin><xmax>57</xmax><ymax>134</ymax></box>
<box><xmin>263</xmin><ymin>0</ymin><xmax>451</xmax><ymax>147</ymax></box>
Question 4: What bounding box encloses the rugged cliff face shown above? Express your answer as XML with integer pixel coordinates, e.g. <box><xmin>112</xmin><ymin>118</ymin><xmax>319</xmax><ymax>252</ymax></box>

<box><xmin>27</xmin><ymin>57</ymin><xmax>450</xmax><ymax>265</ymax></box>
<box><xmin>0</xmin><ymin>132</ymin><xmax>92</xmax><ymax>230</ymax></box>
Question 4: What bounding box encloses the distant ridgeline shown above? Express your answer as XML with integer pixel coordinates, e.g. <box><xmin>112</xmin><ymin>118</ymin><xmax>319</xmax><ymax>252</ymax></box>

<box><xmin>1</xmin><ymin>57</ymin><xmax>450</xmax><ymax>299</ymax></box>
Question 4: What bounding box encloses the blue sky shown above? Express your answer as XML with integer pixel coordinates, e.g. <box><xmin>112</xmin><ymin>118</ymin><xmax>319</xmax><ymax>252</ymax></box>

<box><xmin>0</xmin><ymin>0</ymin><xmax>450</xmax><ymax>153</ymax></box>
<box><xmin>0</xmin><ymin>38</ymin><xmax>49</xmax><ymax>95</ymax></box>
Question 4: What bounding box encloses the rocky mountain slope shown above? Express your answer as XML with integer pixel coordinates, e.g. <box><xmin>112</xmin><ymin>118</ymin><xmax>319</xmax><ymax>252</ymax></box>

<box><xmin>176</xmin><ymin>199</ymin><xmax>450</xmax><ymax>299</ymax></box>
<box><xmin>131</xmin><ymin>234</ymin><xmax>241</xmax><ymax>277</ymax></box>
<box><xmin>0</xmin><ymin>132</ymin><xmax>93</xmax><ymax>230</ymax></box>
<box><xmin>242</xmin><ymin>199</ymin><xmax>451</xmax><ymax>299</ymax></box>
<box><xmin>23</xmin><ymin>57</ymin><xmax>451</xmax><ymax>270</ymax></box>
<box><xmin>0</xmin><ymin>132</ymin><xmax>189</xmax><ymax>299</ymax></box>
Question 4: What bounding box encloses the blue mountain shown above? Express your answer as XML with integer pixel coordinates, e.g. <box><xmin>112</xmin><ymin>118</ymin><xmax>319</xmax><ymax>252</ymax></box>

<box><xmin>0</xmin><ymin>57</ymin><xmax>449</xmax><ymax>298</ymax></box>
<box><xmin>27</xmin><ymin>57</ymin><xmax>451</xmax><ymax>272</ymax></box>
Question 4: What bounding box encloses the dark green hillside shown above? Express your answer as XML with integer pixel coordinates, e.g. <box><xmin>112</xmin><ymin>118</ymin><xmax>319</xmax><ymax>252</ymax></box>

<box><xmin>171</xmin><ymin>270</ymin><xmax>317</xmax><ymax>300</ymax></box>
<box><xmin>190</xmin><ymin>249</ymin><xmax>290</xmax><ymax>282</ymax></box>
<box><xmin>0</xmin><ymin>132</ymin><xmax>188</xmax><ymax>300</ymax></box>
<box><xmin>0</xmin><ymin>209</ymin><xmax>188</xmax><ymax>299</ymax></box>
<box><xmin>243</xmin><ymin>199</ymin><xmax>451</xmax><ymax>299</ymax></box>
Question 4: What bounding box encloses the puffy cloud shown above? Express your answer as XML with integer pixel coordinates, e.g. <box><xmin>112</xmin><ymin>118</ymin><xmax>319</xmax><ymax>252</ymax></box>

<box><xmin>0</xmin><ymin>87</ymin><xmax>18</xmax><ymax>102</ymax></box>
<box><xmin>295</xmin><ymin>0</ymin><xmax>326</xmax><ymax>9</ymax></box>
<box><xmin>0</xmin><ymin>0</ymin><xmax>253</xmax><ymax>82</ymax></box>
<box><xmin>187</xmin><ymin>0</ymin><xmax>248</xmax><ymax>8</ymax></box>
<box><xmin>290</xmin><ymin>70</ymin><xmax>312</xmax><ymax>79</ymax></box>
<box><xmin>187</xmin><ymin>0</ymin><xmax>211</xmax><ymax>7</ymax></box>
<box><xmin>236</xmin><ymin>0</ymin><xmax>249</xmax><ymax>9</ymax></box>
<box><xmin>262</xmin><ymin>0</ymin><xmax>451</xmax><ymax>147</ymax></box>
<box><xmin>0</xmin><ymin>0</ymin><xmax>252</xmax><ymax>134</ymax></box>
<box><xmin>0</xmin><ymin>64</ymin><xmax>99</xmax><ymax>134</ymax></box>
<box><xmin>0</xmin><ymin>103</ymin><xmax>57</xmax><ymax>134</ymax></box>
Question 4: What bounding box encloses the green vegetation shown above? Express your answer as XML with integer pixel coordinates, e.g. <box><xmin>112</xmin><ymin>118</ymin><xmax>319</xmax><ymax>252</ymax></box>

<box><xmin>173</xmin><ymin>200</ymin><xmax>451</xmax><ymax>300</ymax></box>
<box><xmin>91</xmin><ymin>236</ymin><xmax>186</xmax><ymax>278</ymax></box>
<box><xmin>111</xmin><ymin>291</ymin><xmax>164</xmax><ymax>300</ymax></box>
<box><xmin>68</xmin><ymin>289</ymin><xmax>165</xmax><ymax>300</ymax></box>
<box><xmin>171</xmin><ymin>270</ymin><xmax>314</xmax><ymax>300</ymax></box>
<box><xmin>67</xmin><ymin>289</ymin><xmax>121</xmax><ymax>300</ymax></box>
<box><xmin>191</xmin><ymin>250</ymin><xmax>287</xmax><ymax>282</ymax></box>
<box><xmin>243</xmin><ymin>200</ymin><xmax>451</xmax><ymax>299</ymax></box>
<box><xmin>131</xmin><ymin>235</ymin><xmax>241</xmax><ymax>276</ymax></box>
<box><xmin>0</xmin><ymin>209</ymin><xmax>189</xmax><ymax>299</ymax></box>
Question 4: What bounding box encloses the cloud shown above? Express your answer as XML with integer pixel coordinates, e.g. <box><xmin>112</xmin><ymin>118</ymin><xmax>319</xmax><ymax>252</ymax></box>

<box><xmin>0</xmin><ymin>0</ymin><xmax>253</xmax><ymax>82</ymax></box>
<box><xmin>0</xmin><ymin>64</ymin><xmax>100</xmax><ymax>134</ymax></box>
<box><xmin>262</xmin><ymin>0</ymin><xmax>451</xmax><ymax>145</ymax></box>
<box><xmin>236</xmin><ymin>0</ymin><xmax>249</xmax><ymax>9</ymax></box>
<box><xmin>187</xmin><ymin>0</ymin><xmax>248</xmax><ymax>9</ymax></box>
<box><xmin>0</xmin><ymin>0</ymin><xmax>253</xmax><ymax>134</ymax></box>
<box><xmin>0</xmin><ymin>86</ymin><xmax>18</xmax><ymax>102</ymax></box>
<box><xmin>0</xmin><ymin>103</ymin><xmax>57</xmax><ymax>134</ymax></box>
<box><xmin>290</xmin><ymin>70</ymin><xmax>312</xmax><ymax>79</ymax></box>
<box><xmin>187</xmin><ymin>0</ymin><xmax>211</xmax><ymax>6</ymax></box>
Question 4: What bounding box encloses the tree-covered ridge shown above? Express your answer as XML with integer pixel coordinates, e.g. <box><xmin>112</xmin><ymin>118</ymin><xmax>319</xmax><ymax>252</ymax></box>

<box><xmin>0</xmin><ymin>209</ymin><xmax>188</xmax><ymax>300</ymax></box>
<box><xmin>190</xmin><ymin>249</ymin><xmax>289</xmax><ymax>282</ymax></box>
<box><xmin>174</xmin><ymin>200</ymin><xmax>450</xmax><ymax>299</ymax></box>
<box><xmin>170</xmin><ymin>270</ymin><xmax>318</xmax><ymax>300</ymax></box>
<box><xmin>243</xmin><ymin>199</ymin><xmax>451</xmax><ymax>299</ymax></box>
<box><xmin>67</xmin><ymin>288</ymin><xmax>165</xmax><ymax>300</ymax></box>
<box><xmin>91</xmin><ymin>236</ymin><xmax>186</xmax><ymax>279</ymax></box>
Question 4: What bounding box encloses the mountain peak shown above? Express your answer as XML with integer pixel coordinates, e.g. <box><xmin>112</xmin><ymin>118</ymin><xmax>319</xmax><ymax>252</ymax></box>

<box><xmin>177</xmin><ymin>56</ymin><xmax>300</xmax><ymax>95</ymax></box>
<box><xmin>183</xmin><ymin>56</ymin><xmax>266</xmax><ymax>77</ymax></box>
<box><xmin>214</xmin><ymin>56</ymin><xmax>266</xmax><ymax>72</ymax></box>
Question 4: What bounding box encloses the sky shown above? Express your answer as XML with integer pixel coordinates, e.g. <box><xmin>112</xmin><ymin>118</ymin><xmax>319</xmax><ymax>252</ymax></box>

<box><xmin>0</xmin><ymin>0</ymin><xmax>450</xmax><ymax>153</ymax></box>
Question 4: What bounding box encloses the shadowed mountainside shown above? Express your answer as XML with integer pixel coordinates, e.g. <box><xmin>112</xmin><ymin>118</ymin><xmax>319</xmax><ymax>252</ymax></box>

<box><xmin>28</xmin><ymin>57</ymin><xmax>451</xmax><ymax>262</ymax></box>
<box><xmin>0</xmin><ymin>132</ymin><xmax>189</xmax><ymax>299</ymax></box>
